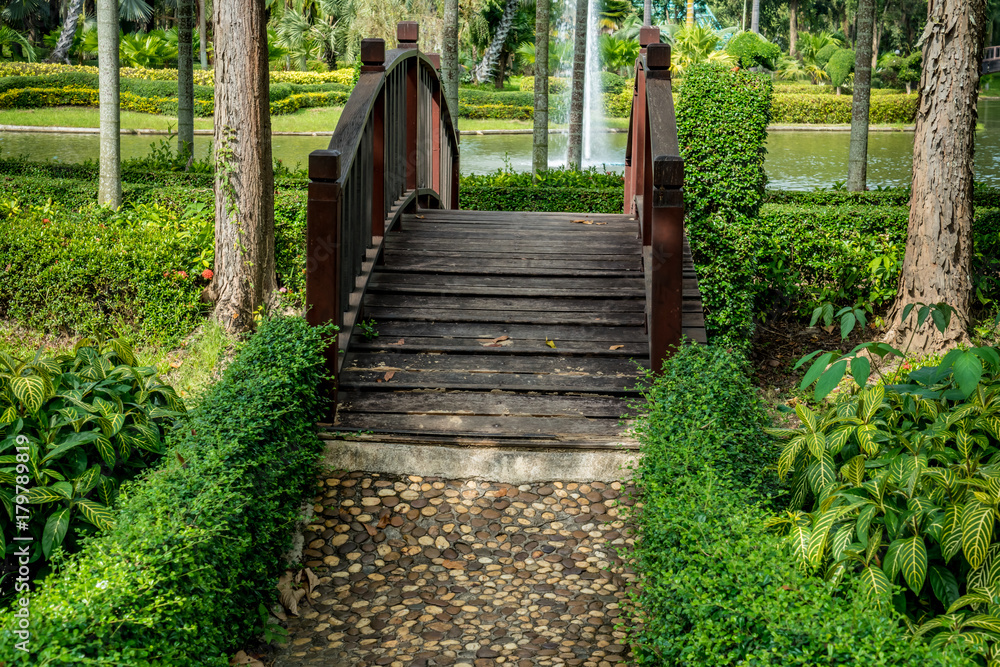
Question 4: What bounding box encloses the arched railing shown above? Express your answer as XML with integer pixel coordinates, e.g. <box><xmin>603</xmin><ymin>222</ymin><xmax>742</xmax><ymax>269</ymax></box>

<box><xmin>305</xmin><ymin>21</ymin><xmax>460</xmax><ymax>384</ymax></box>
<box><xmin>623</xmin><ymin>29</ymin><xmax>686</xmax><ymax>371</ymax></box>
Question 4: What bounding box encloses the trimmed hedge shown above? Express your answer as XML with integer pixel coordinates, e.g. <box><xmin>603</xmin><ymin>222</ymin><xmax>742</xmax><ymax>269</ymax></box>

<box><xmin>0</xmin><ymin>316</ymin><xmax>332</xmax><ymax>666</ymax></box>
<box><xmin>0</xmin><ymin>61</ymin><xmax>355</xmax><ymax>86</ymax></box>
<box><xmin>460</xmin><ymin>186</ymin><xmax>622</xmax><ymax>213</ymax></box>
<box><xmin>770</xmin><ymin>92</ymin><xmax>916</xmax><ymax>124</ymax></box>
<box><xmin>726</xmin><ymin>31</ymin><xmax>781</xmax><ymax>69</ymax></box>
<box><xmin>625</xmin><ymin>344</ymin><xmax>973</xmax><ymax>665</ymax></box>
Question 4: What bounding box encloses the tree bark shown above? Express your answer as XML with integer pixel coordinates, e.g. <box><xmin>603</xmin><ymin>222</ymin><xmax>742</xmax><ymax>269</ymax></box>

<box><xmin>97</xmin><ymin>0</ymin><xmax>120</xmax><ymax>208</ymax></box>
<box><xmin>789</xmin><ymin>0</ymin><xmax>798</xmax><ymax>57</ymax></box>
<box><xmin>199</xmin><ymin>0</ymin><xmax>208</xmax><ymax>70</ymax></box>
<box><xmin>884</xmin><ymin>0</ymin><xmax>986</xmax><ymax>352</ymax></box>
<box><xmin>209</xmin><ymin>0</ymin><xmax>277</xmax><ymax>331</ymax></box>
<box><xmin>532</xmin><ymin>0</ymin><xmax>550</xmax><ymax>179</ymax></box>
<box><xmin>47</xmin><ymin>0</ymin><xmax>84</xmax><ymax>64</ymax></box>
<box><xmin>643</xmin><ymin>0</ymin><xmax>651</xmax><ymax>25</ymax></box>
<box><xmin>472</xmin><ymin>0</ymin><xmax>519</xmax><ymax>84</ymax></box>
<box><xmin>751</xmin><ymin>0</ymin><xmax>760</xmax><ymax>33</ymax></box>
<box><xmin>441</xmin><ymin>0</ymin><xmax>459</xmax><ymax>130</ymax></box>
<box><xmin>846</xmin><ymin>0</ymin><xmax>874</xmax><ymax>192</ymax></box>
<box><xmin>178</xmin><ymin>0</ymin><xmax>195</xmax><ymax>160</ymax></box>
<box><xmin>686</xmin><ymin>0</ymin><xmax>695</xmax><ymax>27</ymax></box>
<box><xmin>567</xmin><ymin>0</ymin><xmax>587</xmax><ymax>170</ymax></box>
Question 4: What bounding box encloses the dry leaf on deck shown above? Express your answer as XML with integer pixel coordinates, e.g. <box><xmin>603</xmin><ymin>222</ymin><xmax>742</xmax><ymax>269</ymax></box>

<box><xmin>477</xmin><ymin>335</ymin><xmax>510</xmax><ymax>347</ymax></box>
<box><xmin>415</xmin><ymin>214</ymin><xmax>426</xmax><ymax>219</ymax></box>
<box><xmin>594</xmin><ymin>221</ymin><xmax>607</xmax><ymax>225</ymax></box>
<box><xmin>303</xmin><ymin>568</ymin><xmax>320</xmax><ymax>595</ymax></box>
<box><xmin>276</xmin><ymin>571</ymin><xmax>306</xmax><ymax>616</ymax></box>
<box><xmin>231</xmin><ymin>651</ymin><xmax>265</xmax><ymax>667</ymax></box>
<box><xmin>377</xmin><ymin>512</ymin><xmax>391</xmax><ymax>528</ymax></box>
<box><xmin>364</xmin><ymin>524</ymin><xmax>377</xmax><ymax>537</ymax></box>
<box><xmin>384</xmin><ymin>370</ymin><xmax>396</xmax><ymax>381</ymax></box>
<box><xmin>388</xmin><ymin>338</ymin><xmax>405</xmax><ymax>346</ymax></box>
<box><xmin>609</xmin><ymin>345</ymin><xmax>625</xmax><ymax>350</ymax></box>
<box><xmin>546</xmin><ymin>338</ymin><xmax>557</xmax><ymax>349</ymax></box>
<box><xmin>571</xmin><ymin>219</ymin><xmax>594</xmax><ymax>225</ymax></box>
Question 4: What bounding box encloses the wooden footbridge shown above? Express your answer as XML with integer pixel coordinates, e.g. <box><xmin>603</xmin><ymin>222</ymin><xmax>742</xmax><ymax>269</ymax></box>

<box><xmin>305</xmin><ymin>23</ymin><xmax>704</xmax><ymax>449</ymax></box>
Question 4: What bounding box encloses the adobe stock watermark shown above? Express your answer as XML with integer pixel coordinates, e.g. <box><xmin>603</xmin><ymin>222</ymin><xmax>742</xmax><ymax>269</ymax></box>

<box><xmin>12</xmin><ymin>434</ymin><xmax>31</xmax><ymax>652</ymax></box>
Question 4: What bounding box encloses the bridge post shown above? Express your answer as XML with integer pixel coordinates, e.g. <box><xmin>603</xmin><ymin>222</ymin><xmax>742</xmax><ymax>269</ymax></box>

<box><xmin>646</xmin><ymin>42</ymin><xmax>684</xmax><ymax>371</ymax></box>
<box><xmin>306</xmin><ymin>149</ymin><xmax>343</xmax><ymax>395</ymax></box>
<box><xmin>399</xmin><ymin>22</ymin><xmax>420</xmax><ymax>196</ymax></box>
<box><xmin>635</xmin><ymin>27</ymin><xmax>659</xmax><ymax>242</ymax></box>
<box><xmin>362</xmin><ymin>39</ymin><xmax>388</xmax><ymax>242</ymax></box>
<box><xmin>427</xmin><ymin>53</ymin><xmax>443</xmax><ymax>196</ymax></box>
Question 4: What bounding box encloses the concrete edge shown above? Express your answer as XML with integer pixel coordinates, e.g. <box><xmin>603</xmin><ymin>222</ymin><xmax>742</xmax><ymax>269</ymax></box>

<box><xmin>322</xmin><ymin>440</ymin><xmax>639</xmax><ymax>484</ymax></box>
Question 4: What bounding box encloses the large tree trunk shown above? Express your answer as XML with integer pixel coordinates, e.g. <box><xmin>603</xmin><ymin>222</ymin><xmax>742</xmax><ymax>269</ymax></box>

<box><xmin>471</xmin><ymin>0</ymin><xmax>518</xmax><ymax>84</ymax></box>
<box><xmin>532</xmin><ymin>0</ymin><xmax>550</xmax><ymax>179</ymax></box>
<box><xmin>209</xmin><ymin>0</ymin><xmax>276</xmax><ymax>331</ymax></box>
<box><xmin>47</xmin><ymin>0</ymin><xmax>84</xmax><ymax>64</ymax></box>
<box><xmin>751</xmin><ymin>0</ymin><xmax>760</xmax><ymax>33</ymax></box>
<box><xmin>97</xmin><ymin>0</ymin><xmax>120</xmax><ymax>208</ymax></box>
<box><xmin>884</xmin><ymin>0</ymin><xmax>986</xmax><ymax>352</ymax></box>
<box><xmin>199</xmin><ymin>0</ymin><xmax>208</xmax><ymax>70</ymax></box>
<box><xmin>643</xmin><ymin>0</ymin><xmax>651</xmax><ymax>25</ymax></box>
<box><xmin>566</xmin><ymin>0</ymin><xmax>587</xmax><ymax>170</ymax></box>
<box><xmin>178</xmin><ymin>0</ymin><xmax>195</xmax><ymax>160</ymax></box>
<box><xmin>441</xmin><ymin>0</ymin><xmax>459</xmax><ymax>130</ymax></box>
<box><xmin>789</xmin><ymin>0</ymin><xmax>798</xmax><ymax>57</ymax></box>
<box><xmin>846</xmin><ymin>0</ymin><xmax>874</xmax><ymax>192</ymax></box>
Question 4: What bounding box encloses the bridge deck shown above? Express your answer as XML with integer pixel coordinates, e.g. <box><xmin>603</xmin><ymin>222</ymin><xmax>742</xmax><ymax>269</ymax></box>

<box><xmin>322</xmin><ymin>209</ymin><xmax>706</xmax><ymax>449</ymax></box>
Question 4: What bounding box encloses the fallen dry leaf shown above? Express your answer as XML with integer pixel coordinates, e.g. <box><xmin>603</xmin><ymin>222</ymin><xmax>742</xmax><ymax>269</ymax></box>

<box><xmin>384</xmin><ymin>370</ymin><xmax>396</xmax><ymax>381</ymax></box>
<box><xmin>377</xmin><ymin>512</ymin><xmax>391</xmax><ymax>528</ymax></box>
<box><xmin>364</xmin><ymin>523</ymin><xmax>377</xmax><ymax>537</ymax></box>
<box><xmin>477</xmin><ymin>335</ymin><xmax>510</xmax><ymax>348</ymax></box>
<box><xmin>415</xmin><ymin>214</ymin><xmax>425</xmax><ymax>218</ymax></box>
<box><xmin>302</xmin><ymin>568</ymin><xmax>319</xmax><ymax>595</ymax></box>
<box><xmin>609</xmin><ymin>345</ymin><xmax>625</xmax><ymax>350</ymax></box>
<box><xmin>388</xmin><ymin>338</ymin><xmax>405</xmax><ymax>346</ymax></box>
<box><xmin>822</xmin><ymin>325</ymin><xmax>836</xmax><ymax>334</ymax></box>
<box><xmin>169</xmin><ymin>360</ymin><xmax>182</xmax><ymax>369</ymax></box>
<box><xmin>546</xmin><ymin>338</ymin><xmax>557</xmax><ymax>349</ymax></box>
<box><xmin>231</xmin><ymin>651</ymin><xmax>265</xmax><ymax>667</ymax></box>
<box><xmin>571</xmin><ymin>219</ymin><xmax>594</xmax><ymax>225</ymax></box>
<box><xmin>276</xmin><ymin>571</ymin><xmax>306</xmax><ymax>616</ymax></box>
<box><xmin>594</xmin><ymin>221</ymin><xmax>607</xmax><ymax>225</ymax></box>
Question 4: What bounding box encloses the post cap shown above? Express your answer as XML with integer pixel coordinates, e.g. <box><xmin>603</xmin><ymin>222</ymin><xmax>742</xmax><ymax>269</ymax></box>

<box><xmin>397</xmin><ymin>21</ymin><xmax>419</xmax><ymax>46</ymax></box>
<box><xmin>639</xmin><ymin>26</ymin><xmax>661</xmax><ymax>48</ymax></box>
<box><xmin>426</xmin><ymin>52</ymin><xmax>441</xmax><ymax>69</ymax></box>
<box><xmin>647</xmin><ymin>43</ymin><xmax>671</xmax><ymax>72</ymax></box>
<box><xmin>360</xmin><ymin>38</ymin><xmax>385</xmax><ymax>67</ymax></box>
<box><xmin>309</xmin><ymin>150</ymin><xmax>341</xmax><ymax>181</ymax></box>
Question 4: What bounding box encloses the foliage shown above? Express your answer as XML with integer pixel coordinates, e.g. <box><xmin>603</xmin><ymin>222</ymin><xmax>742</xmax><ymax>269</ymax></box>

<box><xmin>516</xmin><ymin>75</ymin><xmax>569</xmax><ymax>95</ymax></box>
<box><xmin>0</xmin><ymin>338</ymin><xmax>185</xmax><ymax>574</ymax></box>
<box><xmin>461</xmin><ymin>165</ymin><xmax>624</xmax><ymax>189</ymax></box>
<box><xmin>726</xmin><ymin>30</ymin><xmax>781</xmax><ymax>69</ymax></box>
<box><xmin>119</xmin><ymin>30</ymin><xmax>178</xmax><ymax>68</ymax></box>
<box><xmin>815</xmin><ymin>42</ymin><xmax>839</xmax><ymax>69</ymax></box>
<box><xmin>676</xmin><ymin>62</ymin><xmax>772</xmax><ymax>350</ymax></box>
<box><xmin>879</xmin><ymin>51</ymin><xmax>922</xmax><ymax>91</ymax></box>
<box><xmin>599</xmin><ymin>34</ymin><xmax>640</xmax><ymax>77</ymax></box>
<box><xmin>0</xmin><ymin>316</ymin><xmax>332</xmax><ymax>666</ymax></box>
<box><xmin>826</xmin><ymin>48</ymin><xmax>856</xmax><ymax>89</ymax></box>
<box><xmin>798</xmin><ymin>31</ymin><xmax>843</xmax><ymax>66</ymax></box>
<box><xmin>770</xmin><ymin>92</ymin><xmax>916</xmax><ymax>123</ymax></box>
<box><xmin>0</xmin><ymin>61</ymin><xmax>355</xmax><ymax>86</ymax></box>
<box><xmin>460</xmin><ymin>186</ymin><xmax>623</xmax><ymax>214</ymax></box>
<box><xmin>624</xmin><ymin>344</ymin><xmax>970</xmax><ymax>665</ymax></box>
<box><xmin>667</xmin><ymin>24</ymin><xmax>735</xmax><ymax>76</ymax></box>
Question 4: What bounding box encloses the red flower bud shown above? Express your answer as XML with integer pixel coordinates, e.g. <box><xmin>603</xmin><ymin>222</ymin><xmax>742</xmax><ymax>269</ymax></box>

<box><xmin>202</xmin><ymin>269</ymin><xmax>214</xmax><ymax>280</ymax></box>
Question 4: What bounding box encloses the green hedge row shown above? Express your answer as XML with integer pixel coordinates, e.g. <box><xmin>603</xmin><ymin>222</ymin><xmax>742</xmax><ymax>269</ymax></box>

<box><xmin>459</xmin><ymin>186</ymin><xmax>623</xmax><ymax>213</ymax></box>
<box><xmin>770</xmin><ymin>92</ymin><xmax>917</xmax><ymax>124</ymax></box>
<box><xmin>0</xmin><ymin>316</ymin><xmax>331</xmax><ymax>666</ymax></box>
<box><xmin>626</xmin><ymin>344</ymin><xmax>973</xmax><ymax>665</ymax></box>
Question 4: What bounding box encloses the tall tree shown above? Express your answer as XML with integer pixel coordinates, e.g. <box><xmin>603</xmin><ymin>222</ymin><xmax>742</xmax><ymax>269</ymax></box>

<box><xmin>97</xmin><ymin>0</ymin><xmax>120</xmax><ymax>208</ymax></box>
<box><xmin>199</xmin><ymin>0</ymin><xmax>208</xmax><ymax>70</ymax></box>
<box><xmin>208</xmin><ymin>0</ymin><xmax>276</xmax><ymax>331</ymax></box>
<box><xmin>789</xmin><ymin>0</ymin><xmax>798</xmax><ymax>57</ymax></box>
<box><xmin>751</xmin><ymin>0</ymin><xmax>760</xmax><ymax>33</ymax></box>
<box><xmin>532</xmin><ymin>0</ymin><xmax>549</xmax><ymax>178</ymax></box>
<box><xmin>884</xmin><ymin>0</ymin><xmax>987</xmax><ymax>351</ymax></box>
<box><xmin>46</xmin><ymin>0</ymin><xmax>83</xmax><ymax>64</ymax></box>
<box><xmin>178</xmin><ymin>0</ymin><xmax>195</xmax><ymax>160</ymax></box>
<box><xmin>643</xmin><ymin>0</ymin><xmax>651</xmax><ymax>25</ymax></box>
<box><xmin>441</xmin><ymin>0</ymin><xmax>459</xmax><ymax>129</ymax></box>
<box><xmin>567</xmin><ymin>0</ymin><xmax>587</xmax><ymax>169</ymax></box>
<box><xmin>686</xmin><ymin>0</ymin><xmax>694</xmax><ymax>26</ymax></box>
<box><xmin>471</xmin><ymin>0</ymin><xmax>518</xmax><ymax>83</ymax></box>
<box><xmin>846</xmin><ymin>0</ymin><xmax>875</xmax><ymax>191</ymax></box>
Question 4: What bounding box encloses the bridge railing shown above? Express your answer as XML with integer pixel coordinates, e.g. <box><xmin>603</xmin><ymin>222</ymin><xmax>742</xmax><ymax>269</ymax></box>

<box><xmin>623</xmin><ymin>29</ymin><xmax>686</xmax><ymax>372</ymax></box>
<box><xmin>306</xmin><ymin>21</ymin><xmax>459</xmax><ymax>385</ymax></box>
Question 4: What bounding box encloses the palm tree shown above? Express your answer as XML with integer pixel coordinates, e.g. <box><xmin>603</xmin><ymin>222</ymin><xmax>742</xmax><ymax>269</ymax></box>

<box><xmin>97</xmin><ymin>0</ymin><xmax>121</xmax><ymax>208</ymax></box>
<box><xmin>847</xmin><ymin>0</ymin><xmax>875</xmax><ymax>191</ymax></box>
<box><xmin>471</xmin><ymin>0</ymin><xmax>519</xmax><ymax>83</ymax></box>
<box><xmin>532</xmin><ymin>0</ymin><xmax>549</xmax><ymax>179</ymax></box>
<box><xmin>442</xmin><ymin>0</ymin><xmax>459</xmax><ymax>128</ymax></box>
<box><xmin>686</xmin><ymin>0</ymin><xmax>694</xmax><ymax>27</ymax></box>
<box><xmin>178</xmin><ymin>0</ymin><xmax>194</xmax><ymax>161</ymax></box>
<box><xmin>0</xmin><ymin>25</ymin><xmax>35</xmax><ymax>60</ymax></box>
<box><xmin>567</xmin><ymin>0</ymin><xmax>586</xmax><ymax>169</ymax></box>
<box><xmin>271</xmin><ymin>0</ymin><xmax>346</xmax><ymax>70</ymax></box>
<box><xmin>46</xmin><ymin>0</ymin><xmax>83</xmax><ymax>63</ymax></box>
<box><xmin>750</xmin><ymin>0</ymin><xmax>760</xmax><ymax>33</ymax></box>
<box><xmin>199</xmin><ymin>0</ymin><xmax>208</xmax><ymax>69</ymax></box>
<box><xmin>643</xmin><ymin>0</ymin><xmax>650</xmax><ymax>25</ymax></box>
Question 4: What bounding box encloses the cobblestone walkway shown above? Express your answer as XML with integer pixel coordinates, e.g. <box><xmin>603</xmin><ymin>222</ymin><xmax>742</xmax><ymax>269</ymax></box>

<box><xmin>274</xmin><ymin>470</ymin><xmax>635</xmax><ymax>667</ymax></box>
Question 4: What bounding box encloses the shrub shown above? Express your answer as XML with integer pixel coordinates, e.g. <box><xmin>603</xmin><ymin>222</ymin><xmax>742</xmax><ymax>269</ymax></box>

<box><xmin>770</xmin><ymin>93</ymin><xmax>916</xmax><ymax>123</ymax></box>
<box><xmin>827</xmin><ymin>48</ymin><xmax>856</xmax><ymax>88</ymax></box>
<box><xmin>0</xmin><ymin>339</ymin><xmax>185</xmax><ymax>574</ymax></box>
<box><xmin>625</xmin><ymin>343</ymin><xmax>973</xmax><ymax>666</ymax></box>
<box><xmin>460</xmin><ymin>187</ymin><xmax>622</xmax><ymax>213</ymax></box>
<box><xmin>815</xmin><ymin>43</ymin><xmax>838</xmax><ymax>68</ymax></box>
<box><xmin>458</xmin><ymin>103</ymin><xmax>534</xmax><ymax>120</ymax></box>
<box><xmin>605</xmin><ymin>88</ymin><xmax>632</xmax><ymax>118</ymax></box>
<box><xmin>726</xmin><ymin>31</ymin><xmax>781</xmax><ymax>69</ymax></box>
<box><xmin>599</xmin><ymin>71</ymin><xmax>627</xmax><ymax>94</ymax></box>
<box><xmin>0</xmin><ymin>316</ymin><xmax>332</xmax><ymax>666</ymax></box>
<box><xmin>517</xmin><ymin>76</ymin><xmax>570</xmax><ymax>95</ymax></box>
<box><xmin>676</xmin><ymin>62</ymin><xmax>772</xmax><ymax>350</ymax></box>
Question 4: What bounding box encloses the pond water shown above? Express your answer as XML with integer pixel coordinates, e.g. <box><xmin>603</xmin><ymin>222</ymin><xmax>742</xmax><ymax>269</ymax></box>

<box><xmin>4</xmin><ymin>99</ymin><xmax>1000</xmax><ymax>190</ymax></box>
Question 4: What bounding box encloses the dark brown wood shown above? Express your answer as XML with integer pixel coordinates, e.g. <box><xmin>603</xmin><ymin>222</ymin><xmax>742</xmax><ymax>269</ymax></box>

<box><xmin>372</xmin><ymin>89</ymin><xmax>386</xmax><ymax>239</ymax></box>
<box><xmin>405</xmin><ymin>54</ymin><xmax>419</xmax><ymax>191</ymax></box>
<box><xmin>306</xmin><ymin>149</ymin><xmax>342</xmax><ymax>390</ymax></box>
<box><xmin>397</xmin><ymin>20</ymin><xmax>418</xmax><ymax>46</ymax></box>
<box><xmin>338</xmin><ymin>391</ymin><xmax>631</xmax><ymax>418</ymax></box>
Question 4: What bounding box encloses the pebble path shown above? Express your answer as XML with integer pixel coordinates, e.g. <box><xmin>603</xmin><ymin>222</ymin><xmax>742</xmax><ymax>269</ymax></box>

<box><xmin>273</xmin><ymin>470</ymin><xmax>636</xmax><ymax>667</ymax></box>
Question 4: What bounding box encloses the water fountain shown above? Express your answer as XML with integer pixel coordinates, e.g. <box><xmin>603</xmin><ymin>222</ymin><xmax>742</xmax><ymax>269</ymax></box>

<box><xmin>581</xmin><ymin>0</ymin><xmax>605</xmax><ymax>164</ymax></box>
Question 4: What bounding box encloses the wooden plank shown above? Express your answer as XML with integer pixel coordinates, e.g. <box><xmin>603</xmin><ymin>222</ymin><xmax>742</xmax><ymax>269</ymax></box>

<box><xmin>370</xmin><ymin>273</ymin><xmax>645</xmax><ymax>291</ymax></box>
<box><xmin>364</xmin><ymin>294</ymin><xmax>646</xmax><ymax>312</ymax></box>
<box><xmin>354</xmin><ymin>320</ymin><xmax>648</xmax><ymax>342</ymax></box>
<box><xmin>353</xmin><ymin>337</ymin><xmax>646</xmax><ymax>356</ymax></box>
<box><xmin>381</xmin><ymin>253</ymin><xmax>642</xmax><ymax>272</ymax></box>
<box><xmin>319</xmin><ymin>430</ymin><xmax>640</xmax><ymax>449</ymax></box>
<box><xmin>334</xmin><ymin>412</ymin><xmax>630</xmax><ymax>437</ymax></box>
<box><xmin>338</xmin><ymin>369</ymin><xmax>643</xmax><ymax>394</ymax></box>
<box><xmin>344</xmin><ymin>352</ymin><xmax>647</xmax><ymax>375</ymax></box>
<box><xmin>364</xmin><ymin>306</ymin><xmax>646</xmax><ymax>326</ymax></box>
<box><xmin>383</xmin><ymin>241</ymin><xmax>642</xmax><ymax>256</ymax></box>
<box><xmin>337</xmin><ymin>390</ymin><xmax>633</xmax><ymax>417</ymax></box>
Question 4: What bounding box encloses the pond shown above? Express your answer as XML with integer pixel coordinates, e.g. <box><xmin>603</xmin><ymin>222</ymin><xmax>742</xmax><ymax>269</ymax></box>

<box><xmin>4</xmin><ymin>99</ymin><xmax>1000</xmax><ymax>190</ymax></box>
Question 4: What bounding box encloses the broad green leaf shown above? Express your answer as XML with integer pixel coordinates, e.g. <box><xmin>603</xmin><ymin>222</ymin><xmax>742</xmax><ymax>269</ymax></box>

<box><xmin>957</xmin><ymin>430</ymin><xmax>975</xmax><ymax>462</ymax></box>
<box><xmin>0</xmin><ymin>405</ymin><xmax>16</xmax><ymax>425</ymax></box>
<box><xmin>856</xmin><ymin>424</ymin><xmax>880</xmax><ymax>456</ymax></box>
<box><xmin>851</xmin><ymin>356</ymin><xmax>871</xmax><ymax>387</ymax></box>
<box><xmin>954</xmin><ymin>351</ymin><xmax>984</xmax><ymax>398</ymax></box>
<box><xmin>27</xmin><ymin>483</ymin><xmax>72</xmax><ymax>504</ymax></box>
<box><xmin>74</xmin><ymin>466</ymin><xmax>101</xmax><ymax>497</ymax></box>
<box><xmin>795</xmin><ymin>403</ymin><xmax>818</xmax><ymax>433</ymax></box>
<box><xmin>948</xmin><ymin>592</ymin><xmax>994</xmax><ymax>614</ymax></box>
<box><xmin>968</xmin><ymin>544</ymin><xmax>1000</xmax><ymax>591</ymax></box>
<box><xmin>898</xmin><ymin>535</ymin><xmax>928</xmax><ymax>593</ymax></box>
<box><xmin>806</xmin><ymin>432</ymin><xmax>826</xmax><ymax>459</ymax></box>
<box><xmin>860</xmin><ymin>385</ymin><xmax>885</xmax><ymax>423</ymax></box>
<box><xmin>41</xmin><ymin>430</ymin><xmax>101</xmax><ymax>464</ymax></box>
<box><xmin>840</xmin><ymin>312</ymin><xmax>856</xmax><ymax>339</ymax></box>
<box><xmin>96</xmin><ymin>477</ymin><xmax>118</xmax><ymax>507</ymax></box>
<box><xmin>884</xmin><ymin>538</ymin><xmax>903</xmax><ymax>581</ymax></box>
<box><xmin>929</xmin><ymin>565</ymin><xmax>960</xmax><ymax>608</ymax></box>
<box><xmin>9</xmin><ymin>374</ymin><xmax>48</xmax><ymax>412</ymax></box>
<box><xmin>778</xmin><ymin>437</ymin><xmax>805</xmax><ymax>480</ymax></box>
<box><xmin>808</xmin><ymin>453</ymin><xmax>836</xmax><ymax>497</ymax></box>
<box><xmin>789</xmin><ymin>522</ymin><xmax>811</xmax><ymax>564</ymax></box>
<box><xmin>41</xmin><ymin>507</ymin><xmax>70</xmax><ymax>559</ymax></box>
<box><xmin>800</xmin><ymin>353</ymin><xmax>834</xmax><ymax>392</ymax></box>
<box><xmin>831</xmin><ymin>524</ymin><xmax>854</xmax><ymax>563</ymax></box>
<box><xmin>965</xmin><ymin>615</ymin><xmax>1000</xmax><ymax>634</ymax></box>
<box><xmin>857</xmin><ymin>504</ymin><xmax>878</xmax><ymax>544</ymax></box>
<box><xmin>840</xmin><ymin>454</ymin><xmax>866</xmax><ymax>487</ymax></box>
<box><xmin>807</xmin><ymin>507</ymin><xmax>845</xmax><ymax>567</ymax></box>
<box><xmin>814</xmin><ymin>359</ymin><xmax>848</xmax><ymax>401</ymax></box>
<box><xmin>826</xmin><ymin>427</ymin><xmax>853</xmax><ymax>454</ymax></box>
<box><xmin>94</xmin><ymin>435</ymin><xmax>115</xmax><ymax>467</ymax></box>
<box><xmin>963</xmin><ymin>502</ymin><xmax>996</xmax><ymax>569</ymax></box>
<box><xmin>943</xmin><ymin>503</ymin><xmax>964</xmax><ymax>561</ymax></box>
<box><xmin>109</xmin><ymin>338</ymin><xmax>137</xmax><ymax>366</ymax></box>
<box><xmin>859</xmin><ymin>564</ymin><xmax>892</xmax><ymax>602</ymax></box>
<box><xmin>75</xmin><ymin>499</ymin><xmax>114</xmax><ymax>530</ymax></box>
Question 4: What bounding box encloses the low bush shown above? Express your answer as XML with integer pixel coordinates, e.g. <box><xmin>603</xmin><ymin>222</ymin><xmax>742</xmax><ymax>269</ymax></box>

<box><xmin>827</xmin><ymin>48</ymin><xmax>856</xmax><ymax>89</ymax></box>
<box><xmin>516</xmin><ymin>76</ymin><xmax>570</xmax><ymax>95</ymax></box>
<box><xmin>460</xmin><ymin>186</ymin><xmax>622</xmax><ymax>213</ymax></box>
<box><xmin>0</xmin><ymin>316</ymin><xmax>332</xmax><ymax>666</ymax></box>
<box><xmin>0</xmin><ymin>61</ymin><xmax>355</xmax><ymax>86</ymax></box>
<box><xmin>625</xmin><ymin>343</ymin><xmax>972</xmax><ymax>665</ymax></box>
<box><xmin>771</xmin><ymin>92</ymin><xmax>916</xmax><ymax>124</ymax></box>
<box><xmin>458</xmin><ymin>103</ymin><xmax>534</xmax><ymax>120</ymax></box>
<box><xmin>726</xmin><ymin>30</ymin><xmax>781</xmax><ymax>69</ymax></box>
<box><xmin>461</xmin><ymin>166</ymin><xmax>624</xmax><ymax>189</ymax></box>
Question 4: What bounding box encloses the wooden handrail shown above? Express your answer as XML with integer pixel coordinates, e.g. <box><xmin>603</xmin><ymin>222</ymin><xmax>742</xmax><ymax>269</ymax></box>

<box><xmin>623</xmin><ymin>32</ymin><xmax>686</xmax><ymax>372</ymax></box>
<box><xmin>305</xmin><ymin>22</ymin><xmax>460</xmax><ymax>395</ymax></box>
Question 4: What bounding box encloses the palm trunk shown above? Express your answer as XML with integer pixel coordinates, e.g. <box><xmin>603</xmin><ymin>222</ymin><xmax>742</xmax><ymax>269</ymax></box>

<box><xmin>199</xmin><ymin>0</ymin><xmax>208</xmax><ymax>69</ymax></box>
<box><xmin>46</xmin><ymin>0</ymin><xmax>84</xmax><ymax>64</ymax></box>
<box><xmin>442</xmin><ymin>0</ymin><xmax>459</xmax><ymax>130</ymax></box>
<box><xmin>567</xmin><ymin>0</ymin><xmax>587</xmax><ymax>170</ymax></box>
<box><xmin>472</xmin><ymin>0</ymin><xmax>518</xmax><ymax>84</ymax></box>
<box><xmin>885</xmin><ymin>0</ymin><xmax>987</xmax><ymax>351</ymax></box>
<box><xmin>178</xmin><ymin>0</ymin><xmax>195</xmax><ymax>160</ymax></box>
<box><xmin>532</xmin><ymin>0</ymin><xmax>550</xmax><ymax>179</ymax></box>
<box><xmin>846</xmin><ymin>0</ymin><xmax>875</xmax><ymax>192</ymax></box>
<box><xmin>97</xmin><ymin>0</ymin><xmax>120</xmax><ymax>208</ymax></box>
<box><xmin>751</xmin><ymin>0</ymin><xmax>760</xmax><ymax>33</ymax></box>
<box><xmin>209</xmin><ymin>0</ymin><xmax>276</xmax><ymax>331</ymax></box>
<box><xmin>643</xmin><ymin>0</ymin><xmax>651</xmax><ymax>25</ymax></box>
<box><xmin>686</xmin><ymin>0</ymin><xmax>694</xmax><ymax>27</ymax></box>
<box><xmin>789</xmin><ymin>0</ymin><xmax>798</xmax><ymax>57</ymax></box>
